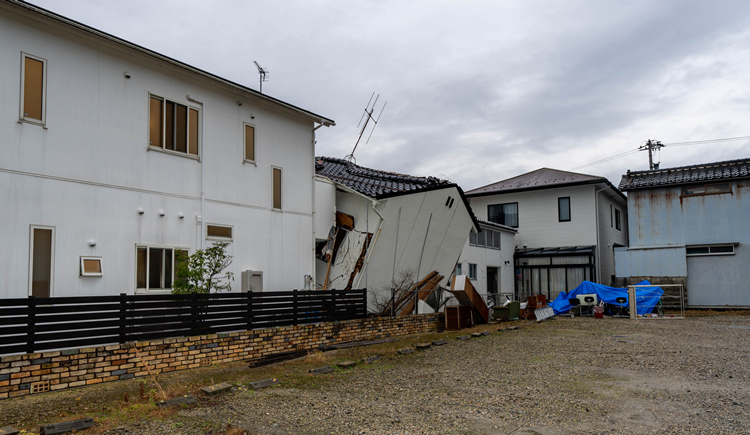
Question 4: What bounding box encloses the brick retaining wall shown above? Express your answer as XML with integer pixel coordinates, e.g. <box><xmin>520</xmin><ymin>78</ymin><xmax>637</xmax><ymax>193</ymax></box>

<box><xmin>0</xmin><ymin>313</ymin><xmax>443</xmax><ymax>400</ymax></box>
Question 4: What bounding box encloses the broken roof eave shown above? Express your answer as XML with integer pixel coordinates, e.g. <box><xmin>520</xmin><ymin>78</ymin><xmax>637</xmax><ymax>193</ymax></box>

<box><xmin>5</xmin><ymin>0</ymin><xmax>335</xmax><ymax>127</ymax></box>
<box><xmin>466</xmin><ymin>179</ymin><xmax>627</xmax><ymax>202</ymax></box>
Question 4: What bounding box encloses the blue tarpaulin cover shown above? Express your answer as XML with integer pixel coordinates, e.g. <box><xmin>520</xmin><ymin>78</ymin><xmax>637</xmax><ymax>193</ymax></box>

<box><xmin>549</xmin><ymin>280</ymin><xmax>663</xmax><ymax>316</ymax></box>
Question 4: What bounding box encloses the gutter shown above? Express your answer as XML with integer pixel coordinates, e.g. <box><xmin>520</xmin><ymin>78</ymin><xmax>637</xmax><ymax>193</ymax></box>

<box><xmin>5</xmin><ymin>0</ymin><xmax>335</xmax><ymax>127</ymax></box>
<box><xmin>186</xmin><ymin>95</ymin><xmax>205</xmax><ymax>249</ymax></box>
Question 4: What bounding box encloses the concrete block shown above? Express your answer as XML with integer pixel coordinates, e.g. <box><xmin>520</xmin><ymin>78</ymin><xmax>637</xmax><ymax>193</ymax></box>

<box><xmin>458</xmin><ymin>335</ymin><xmax>470</xmax><ymax>341</ymax></box>
<box><xmin>336</xmin><ymin>361</ymin><xmax>356</xmax><ymax>369</ymax></box>
<box><xmin>156</xmin><ymin>395</ymin><xmax>197</xmax><ymax>408</ymax></box>
<box><xmin>363</xmin><ymin>356</ymin><xmax>380</xmax><ymax>364</ymax></box>
<box><xmin>249</xmin><ymin>378</ymin><xmax>280</xmax><ymax>390</ymax></box>
<box><xmin>200</xmin><ymin>382</ymin><xmax>232</xmax><ymax>395</ymax></box>
<box><xmin>415</xmin><ymin>343</ymin><xmax>431</xmax><ymax>350</ymax></box>
<box><xmin>39</xmin><ymin>418</ymin><xmax>95</xmax><ymax>434</ymax></box>
<box><xmin>397</xmin><ymin>348</ymin><xmax>414</xmax><ymax>355</ymax></box>
<box><xmin>0</xmin><ymin>427</ymin><xmax>20</xmax><ymax>435</ymax></box>
<box><xmin>309</xmin><ymin>366</ymin><xmax>334</xmax><ymax>375</ymax></box>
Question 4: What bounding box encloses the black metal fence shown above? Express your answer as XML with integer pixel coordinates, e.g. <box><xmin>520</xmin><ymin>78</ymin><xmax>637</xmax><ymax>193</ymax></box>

<box><xmin>0</xmin><ymin>290</ymin><xmax>367</xmax><ymax>356</ymax></box>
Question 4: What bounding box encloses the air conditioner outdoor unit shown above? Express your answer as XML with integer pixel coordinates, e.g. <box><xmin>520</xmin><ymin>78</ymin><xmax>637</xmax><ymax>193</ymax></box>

<box><xmin>241</xmin><ymin>270</ymin><xmax>263</xmax><ymax>292</ymax></box>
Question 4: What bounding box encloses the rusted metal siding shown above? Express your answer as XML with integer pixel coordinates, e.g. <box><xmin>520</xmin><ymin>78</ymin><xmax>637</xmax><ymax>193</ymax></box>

<box><xmin>614</xmin><ymin>246</ymin><xmax>686</xmax><ymax>277</ymax></box>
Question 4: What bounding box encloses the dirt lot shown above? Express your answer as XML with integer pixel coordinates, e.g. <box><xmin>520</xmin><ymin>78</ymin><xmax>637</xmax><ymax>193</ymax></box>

<box><xmin>2</xmin><ymin>313</ymin><xmax>750</xmax><ymax>434</ymax></box>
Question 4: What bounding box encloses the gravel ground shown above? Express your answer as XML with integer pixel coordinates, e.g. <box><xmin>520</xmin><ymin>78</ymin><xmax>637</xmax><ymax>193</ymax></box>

<box><xmin>4</xmin><ymin>314</ymin><xmax>750</xmax><ymax>434</ymax></box>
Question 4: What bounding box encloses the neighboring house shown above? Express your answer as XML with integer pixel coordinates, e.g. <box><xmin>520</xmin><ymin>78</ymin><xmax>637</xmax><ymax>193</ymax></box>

<box><xmin>314</xmin><ymin>157</ymin><xmax>479</xmax><ymax>312</ymax></box>
<box><xmin>454</xmin><ymin>219</ymin><xmax>517</xmax><ymax>306</ymax></box>
<box><xmin>0</xmin><ymin>1</ymin><xmax>334</xmax><ymax>298</ymax></box>
<box><xmin>615</xmin><ymin>158</ymin><xmax>750</xmax><ymax>308</ymax></box>
<box><xmin>465</xmin><ymin>168</ymin><xmax>628</xmax><ymax>302</ymax></box>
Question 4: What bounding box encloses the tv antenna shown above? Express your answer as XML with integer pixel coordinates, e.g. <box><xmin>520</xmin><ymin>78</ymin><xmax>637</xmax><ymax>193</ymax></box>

<box><xmin>345</xmin><ymin>93</ymin><xmax>387</xmax><ymax>163</ymax></box>
<box><xmin>254</xmin><ymin>61</ymin><xmax>269</xmax><ymax>93</ymax></box>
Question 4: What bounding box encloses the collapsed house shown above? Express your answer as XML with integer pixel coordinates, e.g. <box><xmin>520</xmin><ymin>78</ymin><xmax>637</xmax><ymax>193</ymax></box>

<box><xmin>314</xmin><ymin>157</ymin><xmax>479</xmax><ymax>314</ymax></box>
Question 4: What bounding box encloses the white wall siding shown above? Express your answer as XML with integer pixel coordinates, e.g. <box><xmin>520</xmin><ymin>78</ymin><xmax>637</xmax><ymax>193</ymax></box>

<box><xmin>596</xmin><ymin>188</ymin><xmax>629</xmax><ymax>285</ymax></box>
<box><xmin>455</xmin><ymin>227</ymin><xmax>516</xmax><ymax>301</ymax></box>
<box><xmin>1</xmin><ymin>7</ymin><xmax>321</xmax><ymax>297</ymax></box>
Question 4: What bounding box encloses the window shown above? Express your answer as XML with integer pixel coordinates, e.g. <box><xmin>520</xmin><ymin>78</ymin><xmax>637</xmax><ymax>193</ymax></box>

<box><xmin>149</xmin><ymin>94</ymin><xmax>199</xmax><ymax>157</ymax></box>
<box><xmin>29</xmin><ymin>226</ymin><xmax>54</xmax><ymax>297</ymax></box>
<box><xmin>468</xmin><ymin>263</ymin><xmax>477</xmax><ymax>280</ymax></box>
<box><xmin>20</xmin><ymin>53</ymin><xmax>47</xmax><ymax>125</ymax></box>
<box><xmin>682</xmin><ymin>183</ymin><xmax>732</xmax><ymax>197</ymax></box>
<box><xmin>80</xmin><ymin>257</ymin><xmax>102</xmax><ymax>277</ymax></box>
<box><xmin>244</xmin><ymin>123</ymin><xmax>256</xmax><ymax>162</ymax></box>
<box><xmin>272</xmin><ymin>167</ymin><xmax>282</xmax><ymax>210</ymax></box>
<box><xmin>615</xmin><ymin>209</ymin><xmax>621</xmax><ymax>231</ymax></box>
<box><xmin>558</xmin><ymin>197</ymin><xmax>570</xmax><ymax>222</ymax></box>
<box><xmin>206</xmin><ymin>224</ymin><xmax>233</xmax><ymax>241</ymax></box>
<box><xmin>488</xmin><ymin>203</ymin><xmax>518</xmax><ymax>228</ymax></box>
<box><xmin>455</xmin><ymin>264</ymin><xmax>462</xmax><ymax>276</ymax></box>
<box><xmin>686</xmin><ymin>245</ymin><xmax>735</xmax><ymax>256</ymax></box>
<box><xmin>492</xmin><ymin>231</ymin><xmax>501</xmax><ymax>249</ymax></box>
<box><xmin>469</xmin><ymin>231</ymin><xmax>477</xmax><ymax>245</ymax></box>
<box><xmin>136</xmin><ymin>245</ymin><xmax>189</xmax><ymax>291</ymax></box>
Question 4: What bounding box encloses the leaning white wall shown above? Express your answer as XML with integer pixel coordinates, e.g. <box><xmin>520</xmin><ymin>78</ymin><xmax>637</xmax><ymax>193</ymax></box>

<box><xmin>0</xmin><ymin>6</ymin><xmax>319</xmax><ymax>297</ymax></box>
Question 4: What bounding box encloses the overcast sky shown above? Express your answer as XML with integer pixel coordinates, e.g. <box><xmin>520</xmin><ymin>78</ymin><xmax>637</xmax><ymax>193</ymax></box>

<box><xmin>31</xmin><ymin>0</ymin><xmax>750</xmax><ymax>189</ymax></box>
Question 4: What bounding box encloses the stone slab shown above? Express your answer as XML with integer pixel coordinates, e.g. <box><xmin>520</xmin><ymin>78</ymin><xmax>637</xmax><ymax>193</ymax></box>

<box><xmin>481</xmin><ymin>331</ymin><xmax>490</xmax><ymax>336</ymax></box>
<box><xmin>249</xmin><ymin>378</ymin><xmax>280</xmax><ymax>390</ymax></box>
<box><xmin>336</xmin><ymin>361</ymin><xmax>357</xmax><ymax>369</ymax></box>
<box><xmin>156</xmin><ymin>395</ymin><xmax>197</xmax><ymax>408</ymax></box>
<box><xmin>40</xmin><ymin>418</ymin><xmax>95</xmax><ymax>435</ymax></box>
<box><xmin>458</xmin><ymin>335</ymin><xmax>470</xmax><ymax>341</ymax></box>
<box><xmin>200</xmin><ymin>382</ymin><xmax>232</xmax><ymax>396</ymax></box>
<box><xmin>363</xmin><ymin>356</ymin><xmax>380</xmax><ymax>364</ymax></box>
<box><xmin>0</xmin><ymin>427</ymin><xmax>20</xmax><ymax>435</ymax></box>
<box><xmin>310</xmin><ymin>366</ymin><xmax>334</xmax><ymax>375</ymax></box>
<box><xmin>397</xmin><ymin>348</ymin><xmax>414</xmax><ymax>355</ymax></box>
<box><xmin>432</xmin><ymin>340</ymin><xmax>447</xmax><ymax>346</ymax></box>
<box><xmin>471</xmin><ymin>332</ymin><xmax>483</xmax><ymax>337</ymax></box>
<box><xmin>415</xmin><ymin>343</ymin><xmax>432</xmax><ymax>350</ymax></box>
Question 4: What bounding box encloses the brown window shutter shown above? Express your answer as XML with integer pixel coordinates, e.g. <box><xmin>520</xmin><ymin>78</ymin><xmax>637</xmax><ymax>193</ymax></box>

<box><xmin>23</xmin><ymin>57</ymin><xmax>44</xmax><ymax>121</ymax></box>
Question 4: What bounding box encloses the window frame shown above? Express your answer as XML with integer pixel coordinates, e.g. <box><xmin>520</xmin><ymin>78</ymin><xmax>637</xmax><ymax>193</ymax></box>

<box><xmin>558</xmin><ymin>197</ymin><xmax>571</xmax><ymax>222</ymax></box>
<box><xmin>681</xmin><ymin>182</ymin><xmax>732</xmax><ymax>197</ymax></box>
<box><xmin>615</xmin><ymin>209</ymin><xmax>622</xmax><ymax>231</ymax></box>
<box><xmin>686</xmin><ymin>244</ymin><xmax>736</xmax><ymax>257</ymax></box>
<box><xmin>272</xmin><ymin>166</ymin><xmax>282</xmax><ymax>210</ymax></box>
<box><xmin>488</xmin><ymin>202</ymin><xmax>519</xmax><ymax>228</ymax></box>
<box><xmin>28</xmin><ymin>225</ymin><xmax>55</xmax><ymax>297</ymax></box>
<box><xmin>455</xmin><ymin>264</ymin><xmax>462</xmax><ymax>276</ymax></box>
<box><xmin>134</xmin><ymin>244</ymin><xmax>190</xmax><ymax>294</ymax></box>
<box><xmin>19</xmin><ymin>52</ymin><xmax>48</xmax><ymax>127</ymax></box>
<box><xmin>206</xmin><ymin>224</ymin><xmax>233</xmax><ymax>242</ymax></box>
<box><xmin>243</xmin><ymin>122</ymin><xmax>257</xmax><ymax>165</ymax></box>
<box><xmin>468</xmin><ymin>263</ymin><xmax>477</xmax><ymax>280</ymax></box>
<box><xmin>147</xmin><ymin>93</ymin><xmax>200</xmax><ymax>160</ymax></box>
<box><xmin>80</xmin><ymin>256</ymin><xmax>103</xmax><ymax>277</ymax></box>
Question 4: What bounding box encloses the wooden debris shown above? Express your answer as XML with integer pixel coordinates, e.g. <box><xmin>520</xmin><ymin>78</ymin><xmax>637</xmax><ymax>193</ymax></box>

<box><xmin>200</xmin><ymin>383</ymin><xmax>232</xmax><ymax>396</ymax></box>
<box><xmin>451</xmin><ymin>275</ymin><xmax>490</xmax><ymax>323</ymax></box>
<box><xmin>310</xmin><ymin>366</ymin><xmax>334</xmax><ymax>374</ymax></box>
<box><xmin>249</xmin><ymin>378</ymin><xmax>280</xmax><ymax>390</ymax></box>
<box><xmin>40</xmin><ymin>418</ymin><xmax>95</xmax><ymax>434</ymax></box>
<box><xmin>156</xmin><ymin>396</ymin><xmax>197</xmax><ymax>408</ymax></box>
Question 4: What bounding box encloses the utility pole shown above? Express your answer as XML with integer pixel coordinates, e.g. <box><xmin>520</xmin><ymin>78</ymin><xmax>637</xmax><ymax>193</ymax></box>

<box><xmin>639</xmin><ymin>139</ymin><xmax>664</xmax><ymax>170</ymax></box>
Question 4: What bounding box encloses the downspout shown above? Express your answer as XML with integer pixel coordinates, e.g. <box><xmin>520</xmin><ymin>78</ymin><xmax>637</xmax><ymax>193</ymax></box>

<box><xmin>311</xmin><ymin>123</ymin><xmax>324</xmax><ymax>289</ymax></box>
<box><xmin>186</xmin><ymin>95</ymin><xmax>204</xmax><ymax>249</ymax></box>
<box><xmin>594</xmin><ymin>184</ymin><xmax>610</xmax><ymax>285</ymax></box>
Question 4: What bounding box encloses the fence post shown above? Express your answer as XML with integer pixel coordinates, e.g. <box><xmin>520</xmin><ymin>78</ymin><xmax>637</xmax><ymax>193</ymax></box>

<box><xmin>293</xmin><ymin>289</ymin><xmax>299</xmax><ymax>325</ymax></box>
<box><xmin>331</xmin><ymin>290</ymin><xmax>337</xmax><ymax>322</ymax></box>
<box><xmin>27</xmin><ymin>296</ymin><xmax>36</xmax><ymax>354</ymax></box>
<box><xmin>246</xmin><ymin>291</ymin><xmax>253</xmax><ymax>331</ymax></box>
<box><xmin>119</xmin><ymin>293</ymin><xmax>128</xmax><ymax>344</ymax></box>
<box><xmin>362</xmin><ymin>288</ymin><xmax>367</xmax><ymax>317</ymax></box>
<box><xmin>191</xmin><ymin>293</ymin><xmax>199</xmax><ymax>335</ymax></box>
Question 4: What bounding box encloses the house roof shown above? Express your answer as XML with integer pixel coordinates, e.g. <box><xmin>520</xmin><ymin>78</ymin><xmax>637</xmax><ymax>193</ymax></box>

<box><xmin>466</xmin><ymin>168</ymin><xmax>623</xmax><ymax>199</ymax></box>
<box><xmin>515</xmin><ymin>245</ymin><xmax>596</xmax><ymax>257</ymax></box>
<box><xmin>4</xmin><ymin>0</ymin><xmax>334</xmax><ymax>127</ymax></box>
<box><xmin>315</xmin><ymin>156</ymin><xmax>481</xmax><ymax>231</ymax></box>
<box><xmin>476</xmin><ymin>219</ymin><xmax>518</xmax><ymax>233</ymax></box>
<box><xmin>619</xmin><ymin>157</ymin><xmax>750</xmax><ymax>191</ymax></box>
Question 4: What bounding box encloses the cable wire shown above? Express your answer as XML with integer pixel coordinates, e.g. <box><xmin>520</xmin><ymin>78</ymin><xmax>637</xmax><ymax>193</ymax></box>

<box><xmin>569</xmin><ymin>148</ymin><xmax>640</xmax><ymax>171</ymax></box>
<box><xmin>663</xmin><ymin>135</ymin><xmax>750</xmax><ymax>146</ymax></box>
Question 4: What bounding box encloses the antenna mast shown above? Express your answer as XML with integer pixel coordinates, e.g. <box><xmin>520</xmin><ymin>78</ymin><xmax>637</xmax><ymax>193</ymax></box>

<box><xmin>253</xmin><ymin>61</ymin><xmax>269</xmax><ymax>93</ymax></box>
<box><xmin>639</xmin><ymin>139</ymin><xmax>664</xmax><ymax>170</ymax></box>
<box><xmin>345</xmin><ymin>92</ymin><xmax>387</xmax><ymax>163</ymax></box>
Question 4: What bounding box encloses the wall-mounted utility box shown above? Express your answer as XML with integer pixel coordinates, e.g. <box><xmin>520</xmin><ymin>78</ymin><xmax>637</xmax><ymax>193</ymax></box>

<box><xmin>241</xmin><ymin>270</ymin><xmax>263</xmax><ymax>292</ymax></box>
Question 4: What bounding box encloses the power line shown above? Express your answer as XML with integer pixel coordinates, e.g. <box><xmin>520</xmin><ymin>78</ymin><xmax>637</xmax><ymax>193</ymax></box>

<box><xmin>569</xmin><ymin>148</ymin><xmax>640</xmax><ymax>171</ymax></box>
<box><xmin>662</xmin><ymin>135</ymin><xmax>750</xmax><ymax>147</ymax></box>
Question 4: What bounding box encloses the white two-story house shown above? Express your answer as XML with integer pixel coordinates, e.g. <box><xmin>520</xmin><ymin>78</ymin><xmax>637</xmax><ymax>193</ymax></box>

<box><xmin>465</xmin><ymin>168</ymin><xmax>628</xmax><ymax>302</ymax></box>
<box><xmin>0</xmin><ymin>1</ymin><xmax>334</xmax><ymax>298</ymax></box>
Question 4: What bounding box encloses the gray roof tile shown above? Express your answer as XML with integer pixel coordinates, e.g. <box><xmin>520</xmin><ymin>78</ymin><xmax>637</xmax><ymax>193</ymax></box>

<box><xmin>618</xmin><ymin>157</ymin><xmax>750</xmax><ymax>191</ymax></box>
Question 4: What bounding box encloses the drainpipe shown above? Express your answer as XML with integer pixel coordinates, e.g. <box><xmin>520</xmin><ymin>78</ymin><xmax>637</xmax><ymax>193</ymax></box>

<box><xmin>594</xmin><ymin>184</ymin><xmax>611</xmax><ymax>285</ymax></box>
<box><xmin>311</xmin><ymin>123</ymin><xmax>324</xmax><ymax>289</ymax></box>
<box><xmin>186</xmin><ymin>95</ymin><xmax>204</xmax><ymax>249</ymax></box>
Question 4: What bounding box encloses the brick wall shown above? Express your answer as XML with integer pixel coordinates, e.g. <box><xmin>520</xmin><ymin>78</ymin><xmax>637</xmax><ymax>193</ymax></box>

<box><xmin>0</xmin><ymin>313</ymin><xmax>443</xmax><ymax>400</ymax></box>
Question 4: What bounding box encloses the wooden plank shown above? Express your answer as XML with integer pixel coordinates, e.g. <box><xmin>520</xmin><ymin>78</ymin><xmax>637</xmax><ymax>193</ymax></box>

<box><xmin>450</xmin><ymin>275</ymin><xmax>490</xmax><ymax>324</ymax></box>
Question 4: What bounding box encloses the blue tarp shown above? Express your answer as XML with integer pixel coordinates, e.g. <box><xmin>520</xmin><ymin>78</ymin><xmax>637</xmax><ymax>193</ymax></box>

<box><xmin>549</xmin><ymin>280</ymin><xmax>663</xmax><ymax>316</ymax></box>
